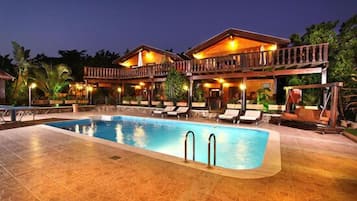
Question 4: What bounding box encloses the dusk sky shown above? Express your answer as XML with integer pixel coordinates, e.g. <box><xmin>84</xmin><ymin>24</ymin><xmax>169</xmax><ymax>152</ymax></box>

<box><xmin>0</xmin><ymin>0</ymin><xmax>356</xmax><ymax>57</ymax></box>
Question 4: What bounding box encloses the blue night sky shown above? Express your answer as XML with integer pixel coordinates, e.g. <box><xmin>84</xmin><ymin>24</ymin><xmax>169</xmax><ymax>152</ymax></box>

<box><xmin>0</xmin><ymin>0</ymin><xmax>356</xmax><ymax>57</ymax></box>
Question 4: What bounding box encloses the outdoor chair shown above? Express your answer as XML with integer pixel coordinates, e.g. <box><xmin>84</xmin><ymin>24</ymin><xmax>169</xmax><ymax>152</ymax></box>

<box><xmin>217</xmin><ymin>109</ymin><xmax>240</xmax><ymax>123</ymax></box>
<box><xmin>238</xmin><ymin>110</ymin><xmax>262</xmax><ymax>125</ymax></box>
<box><xmin>152</xmin><ymin>106</ymin><xmax>176</xmax><ymax>117</ymax></box>
<box><xmin>166</xmin><ymin>107</ymin><xmax>189</xmax><ymax>119</ymax></box>
<box><xmin>0</xmin><ymin>109</ymin><xmax>8</xmax><ymax>123</ymax></box>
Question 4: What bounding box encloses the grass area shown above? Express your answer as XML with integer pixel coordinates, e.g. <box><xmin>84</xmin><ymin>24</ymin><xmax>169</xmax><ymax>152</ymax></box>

<box><xmin>345</xmin><ymin>128</ymin><xmax>357</xmax><ymax>136</ymax></box>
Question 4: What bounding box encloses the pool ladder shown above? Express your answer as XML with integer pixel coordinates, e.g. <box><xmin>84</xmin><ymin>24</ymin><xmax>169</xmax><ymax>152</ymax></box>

<box><xmin>184</xmin><ymin>131</ymin><xmax>217</xmax><ymax>168</ymax></box>
<box><xmin>184</xmin><ymin>131</ymin><xmax>195</xmax><ymax>162</ymax></box>
<box><xmin>208</xmin><ymin>133</ymin><xmax>216</xmax><ymax>168</ymax></box>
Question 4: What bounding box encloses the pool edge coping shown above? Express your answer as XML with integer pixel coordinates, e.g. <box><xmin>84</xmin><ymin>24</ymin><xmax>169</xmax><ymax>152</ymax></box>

<box><xmin>39</xmin><ymin>115</ymin><xmax>281</xmax><ymax>179</ymax></box>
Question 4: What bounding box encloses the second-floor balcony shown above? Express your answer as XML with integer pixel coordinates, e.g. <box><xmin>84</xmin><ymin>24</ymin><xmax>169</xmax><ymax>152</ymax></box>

<box><xmin>84</xmin><ymin>43</ymin><xmax>328</xmax><ymax>81</ymax></box>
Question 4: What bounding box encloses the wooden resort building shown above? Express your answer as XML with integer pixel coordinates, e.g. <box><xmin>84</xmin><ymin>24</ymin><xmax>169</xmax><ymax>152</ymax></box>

<box><xmin>83</xmin><ymin>28</ymin><xmax>329</xmax><ymax>111</ymax></box>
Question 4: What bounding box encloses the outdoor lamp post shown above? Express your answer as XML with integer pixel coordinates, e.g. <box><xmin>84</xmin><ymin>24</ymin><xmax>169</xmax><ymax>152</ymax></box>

<box><xmin>239</xmin><ymin>83</ymin><xmax>246</xmax><ymax>113</ymax></box>
<box><xmin>117</xmin><ymin>87</ymin><xmax>122</xmax><ymax>105</ymax></box>
<box><xmin>28</xmin><ymin>83</ymin><xmax>37</xmax><ymax>106</ymax></box>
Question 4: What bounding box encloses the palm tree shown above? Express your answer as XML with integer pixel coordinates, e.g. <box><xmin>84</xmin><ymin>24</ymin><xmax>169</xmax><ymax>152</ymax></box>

<box><xmin>10</xmin><ymin>41</ymin><xmax>34</xmax><ymax>104</ymax></box>
<box><xmin>30</xmin><ymin>63</ymin><xmax>73</xmax><ymax>99</ymax></box>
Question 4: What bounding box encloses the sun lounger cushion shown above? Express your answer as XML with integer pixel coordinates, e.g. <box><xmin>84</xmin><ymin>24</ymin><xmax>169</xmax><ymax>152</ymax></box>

<box><xmin>240</xmin><ymin>110</ymin><xmax>261</xmax><ymax>121</ymax></box>
<box><xmin>153</xmin><ymin>106</ymin><xmax>176</xmax><ymax>114</ymax></box>
<box><xmin>218</xmin><ymin>109</ymin><xmax>239</xmax><ymax>120</ymax></box>
<box><xmin>167</xmin><ymin>107</ymin><xmax>189</xmax><ymax>115</ymax></box>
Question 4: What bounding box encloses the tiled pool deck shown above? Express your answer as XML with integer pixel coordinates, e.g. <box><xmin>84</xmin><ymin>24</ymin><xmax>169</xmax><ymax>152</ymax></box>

<box><xmin>0</xmin><ymin>111</ymin><xmax>356</xmax><ymax>201</ymax></box>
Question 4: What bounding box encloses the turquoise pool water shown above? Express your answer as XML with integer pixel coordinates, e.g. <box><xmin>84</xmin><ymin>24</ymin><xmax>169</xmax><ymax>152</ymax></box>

<box><xmin>47</xmin><ymin>116</ymin><xmax>269</xmax><ymax>170</ymax></box>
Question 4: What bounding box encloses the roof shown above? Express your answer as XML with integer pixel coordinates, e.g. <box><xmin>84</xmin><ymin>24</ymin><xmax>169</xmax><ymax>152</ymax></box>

<box><xmin>112</xmin><ymin>44</ymin><xmax>183</xmax><ymax>64</ymax></box>
<box><xmin>0</xmin><ymin>70</ymin><xmax>15</xmax><ymax>81</ymax></box>
<box><xmin>186</xmin><ymin>28</ymin><xmax>290</xmax><ymax>56</ymax></box>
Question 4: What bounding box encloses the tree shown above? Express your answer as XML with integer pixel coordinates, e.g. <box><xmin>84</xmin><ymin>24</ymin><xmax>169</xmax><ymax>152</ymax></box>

<box><xmin>302</xmin><ymin>21</ymin><xmax>339</xmax><ymax>48</ymax></box>
<box><xmin>58</xmin><ymin>49</ymin><xmax>87</xmax><ymax>81</ymax></box>
<box><xmin>86</xmin><ymin>49</ymin><xmax>120</xmax><ymax>67</ymax></box>
<box><xmin>164</xmin><ymin>68</ymin><xmax>188</xmax><ymax>104</ymax></box>
<box><xmin>289</xmin><ymin>20</ymin><xmax>338</xmax><ymax>86</ymax></box>
<box><xmin>329</xmin><ymin>15</ymin><xmax>357</xmax><ymax>88</ymax></box>
<box><xmin>30</xmin><ymin>63</ymin><xmax>73</xmax><ymax>99</ymax></box>
<box><xmin>289</xmin><ymin>15</ymin><xmax>357</xmax><ymax>88</ymax></box>
<box><xmin>10</xmin><ymin>41</ymin><xmax>34</xmax><ymax>104</ymax></box>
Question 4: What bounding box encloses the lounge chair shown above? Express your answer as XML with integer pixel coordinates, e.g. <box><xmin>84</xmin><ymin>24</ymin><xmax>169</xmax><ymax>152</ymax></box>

<box><xmin>152</xmin><ymin>106</ymin><xmax>176</xmax><ymax>117</ymax></box>
<box><xmin>238</xmin><ymin>110</ymin><xmax>262</xmax><ymax>125</ymax></box>
<box><xmin>167</xmin><ymin>107</ymin><xmax>189</xmax><ymax>119</ymax></box>
<box><xmin>217</xmin><ymin>109</ymin><xmax>240</xmax><ymax>123</ymax></box>
<box><xmin>0</xmin><ymin>109</ymin><xmax>8</xmax><ymax>123</ymax></box>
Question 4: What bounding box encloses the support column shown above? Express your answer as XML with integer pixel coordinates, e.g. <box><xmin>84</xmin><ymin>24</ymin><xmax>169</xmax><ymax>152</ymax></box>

<box><xmin>321</xmin><ymin>67</ymin><xmax>327</xmax><ymax>84</ymax></box>
<box><xmin>189</xmin><ymin>77</ymin><xmax>193</xmax><ymax>109</ymax></box>
<box><xmin>273</xmin><ymin>77</ymin><xmax>278</xmax><ymax>100</ymax></box>
<box><xmin>117</xmin><ymin>84</ymin><xmax>121</xmax><ymax>105</ymax></box>
<box><xmin>85</xmin><ymin>80</ymin><xmax>89</xmax><ymax>100</ymax></box>
<box><xmin>285</xmin><ymin>88</ymin><xmax>291</xmax><ymax>113</ymax></box>
<box><xmin>241</xmin><ymin>77</ymin><xmax>247</xmax><ymax>113</ymax></box>
<box><xmin>322</xmin><ymin>66</ymin><xmax>328</xmax><ymax>106</ymax></box>
<box><xmin>121</xmin><ymin>82</ymin><xmax>125</xmax><ymax>103</ymax></box>
<box><xmin>330</xmin><ymin>85</ymin><xmax>339</xmax><ymax>128</ymax></box>
<box><xmin>150</xmin><ymin>80</ymin><xmax>154</xmax><ymax>107</ymax></box>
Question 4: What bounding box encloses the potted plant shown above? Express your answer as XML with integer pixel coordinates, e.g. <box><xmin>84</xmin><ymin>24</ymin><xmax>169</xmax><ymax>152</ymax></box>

<box><xmin>140</xmin><ymin>100</ymin><xmax>149</xmax><ymax>106</ymax></box>
<box><xmin>164</xmin><ymin>100</ymin><xmax>174</xmax><ymax>106</ymax></box>
<box><xmin>65</xmin><ymin>99</ymin><xmax>77</xmax><ymax>104</ymax></box>
<box><xmin>257</xmin><ymin>87</ymin><xmax>271</xmax><ymax>112</ymax></box>
<box><xmin>192</xmin><ymin>84</ymin><xmax>206</xmax><ymax>108</ymax></box>
<box><xmin>135</xmin><ymin>95</ymin><xmax>143</xmax><ymax>105</ymax></box>
<box><xmin>49</xmin><ymin>98</ymin><xmax>63</xmax><ymax>105</ymax></box>
<box><xmin>176</xmin><ymin>101</ymin><xmax>188</xmax><ymax>107</ymax></box>
<box><xmin>122</xmin><ymin>96</ymin><xmax>131</xmax><ymax>105</ymax></box>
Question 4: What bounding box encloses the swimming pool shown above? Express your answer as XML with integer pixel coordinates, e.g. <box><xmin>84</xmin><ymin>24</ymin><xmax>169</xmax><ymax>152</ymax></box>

<box><xmin>47</xmin><ymin>115</ymin><xmax>269</xmax><ymax>170</ymax></box>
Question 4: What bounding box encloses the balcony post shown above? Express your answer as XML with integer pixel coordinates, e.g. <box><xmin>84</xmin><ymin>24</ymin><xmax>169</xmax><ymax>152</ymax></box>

<box><xmin>150</xmin><ymin>80</ymin><xmax>154</xmax><ymax>107</ymax></box>
<box><xmin>241</xmin><ymin>77</ymin><xmax>247</xmax><ymax>113</ymax></box>
<box><xmin>84</xmin><ymin>67</ymin><xmax>87</xmax><ymax>77</ymax></box>
<box><xmin>323</xmin><ymin>44</ymin><xmax>328</xmax><ymax>62</ymax></box>
<box><xmin>318</xmin><ymin>44</ymin><xmax>323</xmax><ymax>62</ymax></box>
<box><xmin>149</xmin><ymin>66</ymin><xmax>153</xmax><ymax>78</ymax></box>
<box><xmin>330</xmin><ymin>84</ymin><xmax>339</xmax><ymax>128</ymax></box>
<box><xmin>188</xmin><ymin>77</ymin><xmax>193</xmax><ymax>109</ymax></box>
<box><xmin>187</xmin><ymin>60</ymin><xmax>192</xmax><ymax>76</ymax></box>
<box><xmin>322</xmin><ymin>64</ymin><xmax>328</xmax><ymax>108</ymax></box>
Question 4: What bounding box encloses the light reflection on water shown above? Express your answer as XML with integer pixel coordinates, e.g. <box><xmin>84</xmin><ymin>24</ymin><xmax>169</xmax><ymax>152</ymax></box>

<box><xmin>133</xmin><ymin>125</ymin><xmax>146</xmax><ymax>148</ymax></box>
<box><xmin>115</xmin><ymin>124</ymin><xmax>124</xmax><ymax>144</ymax></box>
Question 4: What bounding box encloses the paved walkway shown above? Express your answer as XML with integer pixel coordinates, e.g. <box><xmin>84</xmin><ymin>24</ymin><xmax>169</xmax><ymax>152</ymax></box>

<box><xmin>0</xmin><ymin>111</ymin><xmax>356</xmax><ymax>201</ymax></box>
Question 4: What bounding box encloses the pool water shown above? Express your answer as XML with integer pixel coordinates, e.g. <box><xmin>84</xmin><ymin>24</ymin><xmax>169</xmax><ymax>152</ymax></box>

<box><xmin>47</xmin><ymin>116</ymin><xmax>269</xmax><ymax>170</ymax></box>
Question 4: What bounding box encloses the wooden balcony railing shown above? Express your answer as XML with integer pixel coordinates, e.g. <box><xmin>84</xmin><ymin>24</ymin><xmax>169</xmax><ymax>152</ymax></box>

<box><xmin>84</xmin><ymin>43</ymin><xmax>328</xmax><ymax>80</ymax></box>
<box><xmin>84</xmin><ymin>67</ymin><xmax>121</xmax><ymax>79</ymax></box>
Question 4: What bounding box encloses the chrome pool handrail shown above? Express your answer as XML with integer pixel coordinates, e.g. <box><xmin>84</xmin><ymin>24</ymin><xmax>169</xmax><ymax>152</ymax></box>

<box><xmin>184</xmin><ymin>131</ymin><xmax>195</xmax><ymax>162</ymax></box>
<box><xmin>208</xmin><ymin>133</ymin><xmax>216</xmax><ymax>168</ymax></box>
